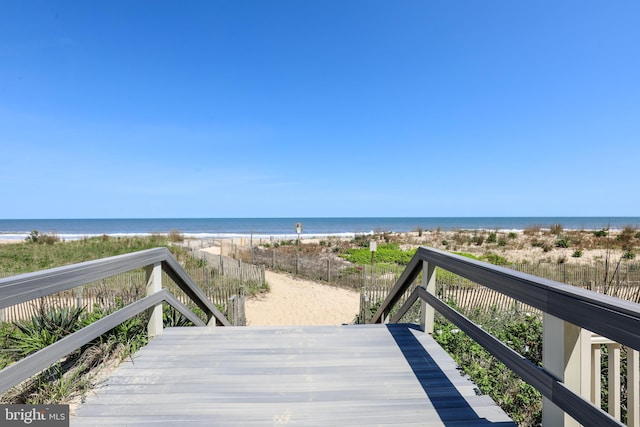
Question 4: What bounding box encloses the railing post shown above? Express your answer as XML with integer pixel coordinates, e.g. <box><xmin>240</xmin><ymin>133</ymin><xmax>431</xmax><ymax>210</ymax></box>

<box><xmin>607</xmin><ymin>343</ymin><xmax>621</xmax><ymax>420</ymax></box>
<box><xmin>420</xmin><ymin>260</ymin><xmax>436</xmax><ymax>334</ymax></box>
<box><xmin>542</xmin><ymin>314</ymin><xmax>590</xmax><ymax>426</ymax></box>
<box><xmin>591</xmin><ymin>342</ymin><xmax>602</xmax><ymax>407</ymax></box>
<box><xmin>146</xmin><ymin>262</ymin><xmax>163</xmax><ymax>338</ymax></box>
<box><xmin>629</xmin><ymin>349</ymin><xmax>639</xmax><ymax>427</ymax></box>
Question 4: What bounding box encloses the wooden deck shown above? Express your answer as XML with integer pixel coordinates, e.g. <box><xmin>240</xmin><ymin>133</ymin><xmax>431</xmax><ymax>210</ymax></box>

<box><xmin>71</xmin><ymin>324</ymin><xmax>515</xmax><ymax>426</ymax></box>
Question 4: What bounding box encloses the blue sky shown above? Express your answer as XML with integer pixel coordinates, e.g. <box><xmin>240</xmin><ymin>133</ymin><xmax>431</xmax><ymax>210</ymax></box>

<box><xmin>1</xmin><ymin>1</ymin><xmax>638</xmax><ymax>218</ymax></box>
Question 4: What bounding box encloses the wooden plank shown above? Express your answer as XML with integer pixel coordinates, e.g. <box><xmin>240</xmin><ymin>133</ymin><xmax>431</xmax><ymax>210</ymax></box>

<box><xmin>72</xmin><ymin>325</ymin><xmax>514</xmax><ymax>426</ymax></box>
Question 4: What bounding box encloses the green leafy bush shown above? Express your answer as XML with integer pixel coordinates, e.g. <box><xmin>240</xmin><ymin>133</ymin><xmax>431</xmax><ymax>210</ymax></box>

<box><xmin>25</xmin><ymin>230</ymin><xmax>60</xmax><ymax>245</ymax></box>
<box><xmin>594</xmin><ymin>229</ymin><xmax>608</xmax><ymax>238</ymax></box>
<box><xmin>434</xmin><ymin>312</ymin><xmax>543</xmax><ymax>426</ymax></box>
<box><xmin>9</xmin><ymin>305</ymin><xmax>85</xmax><ymax>358</ymax></box>
<box><xmin>482</xmin><ymin>253</ymin><xmax>509</xmax><ymax>266</ymax></box>
<box><xmin>340</xmin><ymin>243</ymin><xmax>417</xmax><ymax>266</ymax></box>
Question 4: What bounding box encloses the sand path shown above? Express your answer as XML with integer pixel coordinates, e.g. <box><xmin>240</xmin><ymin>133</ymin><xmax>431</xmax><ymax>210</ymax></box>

<box><xmin>245</xmin><ymin>270</ymin><xmax>360</xmax><ymax>326</ymax></box>
<box><xmin>197</xmin><ymin>243</ymin><xmax>360</xmax><ymax>326</ymax></box>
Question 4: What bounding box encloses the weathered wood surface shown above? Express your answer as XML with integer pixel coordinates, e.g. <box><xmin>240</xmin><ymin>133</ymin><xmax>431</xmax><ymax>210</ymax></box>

<box><xmin>72</xmin><ymin>324</ymin><xmax>515</xmax><ymax>426</ymax></box>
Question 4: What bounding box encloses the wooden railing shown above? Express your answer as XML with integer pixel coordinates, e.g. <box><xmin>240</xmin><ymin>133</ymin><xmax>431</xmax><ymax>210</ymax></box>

<box><xmin>370</xmin><ymin>246</ymin><xmax>640</xmax><ymax>427</ymax></box>
<box><xmin>0</xmin><ymin>247</ymin><xmax>230</xmax><ymax>394</ymax></box>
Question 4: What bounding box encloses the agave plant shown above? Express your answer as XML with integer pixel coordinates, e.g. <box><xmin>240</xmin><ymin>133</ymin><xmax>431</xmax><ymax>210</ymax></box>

<box><xmin>9</xmin><ymin>303</ymin><xmax>85</xmax><ymax>358</ymax></box>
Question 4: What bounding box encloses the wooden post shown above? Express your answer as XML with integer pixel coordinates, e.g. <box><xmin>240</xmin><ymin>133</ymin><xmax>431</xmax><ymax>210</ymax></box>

<box><xmin>381</xmin><ymin>308</ymin><xmax>389</xmax><ymax>324</ymax></box>
<box><xmin>363</xmin><ymin>294</ymin><xmax>370</xmax><ymax>323</ymax></box>
<box><xmin>542</xmin><ymin>315</ymin><xmax>590</xmax><ymax>426</ymax></box>
<box><xmin>327</xmin><ymin>258</ymin><xmax>331</xmax><ymax>283</ymax></box>
<box><xmin>76</xmin><ymin>286</ymin><xmax>83</xmax><ymax>308</ymax></box>
<box><xmin>228</xmin><ymin>296</ymin><xmax>238</xmax><ymax>326</ymax></box>
<box><xmin>420</xmin><ymin>260</ymin><xmax>436</xmax><ymax>334</ymax></box>
<box><xmin>629</xmin><ymin>349</ymin><xmax>639</xmax><ymax>427</ymax></box>
<box><xmin>607</xmin><ymin>343</ymin><xmax>621</xmax><ymax>420</ymax></box>
<box><xmin>145</xmin><ymin>262</ymin><xmax>163</xmax><ymax>338</ymax></box>
<box><xmin>591</xmin><ymin>343</ymin><xmax>602</xmax><ymax>407</ymax></box>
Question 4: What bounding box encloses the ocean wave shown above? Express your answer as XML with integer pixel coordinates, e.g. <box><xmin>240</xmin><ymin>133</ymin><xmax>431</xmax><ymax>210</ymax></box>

<box><xmin>0</xmin><ymin>231</ymin><xmax>365</xmax><ymax>242</ymax></box>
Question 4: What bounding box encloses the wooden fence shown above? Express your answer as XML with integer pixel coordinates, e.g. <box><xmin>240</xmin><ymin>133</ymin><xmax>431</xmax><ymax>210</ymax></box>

<box><xmin>252</xmin><ymin>248</ymin><xmax>402</xmax><ymax>289</ymax></box>
<box><xmin>357</xmin><ymin>260</ymin><xmax>640</xmax><ymax>323</ymax></box>
<box><xmin>0</xmin><ymin>265</ymin><xmax>246</xmax><ymax>325</ymax></box>
<box><xmin>196</xmin><ymin>251</ymin><xmax>265</xmax><ymax>286</ymax></box>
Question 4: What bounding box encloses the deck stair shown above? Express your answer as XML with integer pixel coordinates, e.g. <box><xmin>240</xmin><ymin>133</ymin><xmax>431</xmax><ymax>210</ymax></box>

<box><xmin>71</xmin><ymin>324</ymin><xmax>515</xmax><ymax>426</ymax></box>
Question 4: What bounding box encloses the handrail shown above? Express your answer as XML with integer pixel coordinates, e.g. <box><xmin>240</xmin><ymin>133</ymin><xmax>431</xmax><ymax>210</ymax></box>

<box><xmin>0</xmin><ymin>247</ymin><xmax>231</xmax><ymax>394</ymax></box>
<box><xmin>371</xmin><ymin>247</ymin><xmax>640</xmax><ymax>350</ymax></box>
<box><xmin>370</xmin><ymin>246</ymin><xmax>640</xmax><ymax>427</ymax></box>
<box><xmin>0</xmin><ymin>247</ymin><xmax>229</xmax><ymax>326</ymax></box>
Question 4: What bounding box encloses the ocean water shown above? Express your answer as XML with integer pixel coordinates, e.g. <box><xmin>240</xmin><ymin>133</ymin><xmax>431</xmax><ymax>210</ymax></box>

<box><xmin>0</xmin><ymin>217</ymin><xmax>638</xmax><ymax>241</ymax></box>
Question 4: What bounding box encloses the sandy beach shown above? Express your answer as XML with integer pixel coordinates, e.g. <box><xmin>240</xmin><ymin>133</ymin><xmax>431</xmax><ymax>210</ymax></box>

<box><xmin>199</xmin><ymin>245</ymin><xmax>360</xmax><ymax>325</ymax></box>
<box><xmin>245</xmin><ymin>270</ymin><xmax>360</xmax><ymax>326</ymax></box>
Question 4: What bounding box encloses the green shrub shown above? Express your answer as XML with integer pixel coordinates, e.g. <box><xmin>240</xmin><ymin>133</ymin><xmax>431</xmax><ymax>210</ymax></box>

<box><xmin>472</xmin><ymin>235</ymin><xmax>485</xmax><ymax>246</ymax></box>
<box><xmin>556</xmin><ymin>239</ymin><xmax>569</xmax><ymax>248</ymax></box>
<box><xmin>482</xmin><ymin>253</ymin><xmax>509</xmax><ymax>266</ymax></box>
<box><xmin>434</xmin><ymin>312</ymin><xmax>543</xmax><ymax>425</ymax></box>
<box><xmin>25</xmin><ymin>230</ymin><xmax>60</xmax><ymax>245</ymax></box>
<box><xmin>594</xmin><ymin>229</ymin><xmax>608</xmax><ymax>238</ymax></box>
<box><xmin>81</xmin><ymin>304</ymin><xmax>148</xmax><ymax>355</ymax></box>
<box><xmin>163</xmin><ymin>305</ymin><xmax>195</xmax><ymax>327</ymax></box>
<box><xmin>9</xmin><ymin>305</ymin><xmax>85</xmax><ymax>358</ymax></box>
<box><xmin>487</xmin><ymin>232</ymin><xmax>497</xmax><ymax>244</ymax></box>
<box><xmin>572</xmin><ymin>250</ymin><xmax>583</xmax><ymax>258</ymax></box>
<box><xmin>340</xmin><ymin>243</ymin><xmax>416</xmax><ymax>266</ymax></box>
